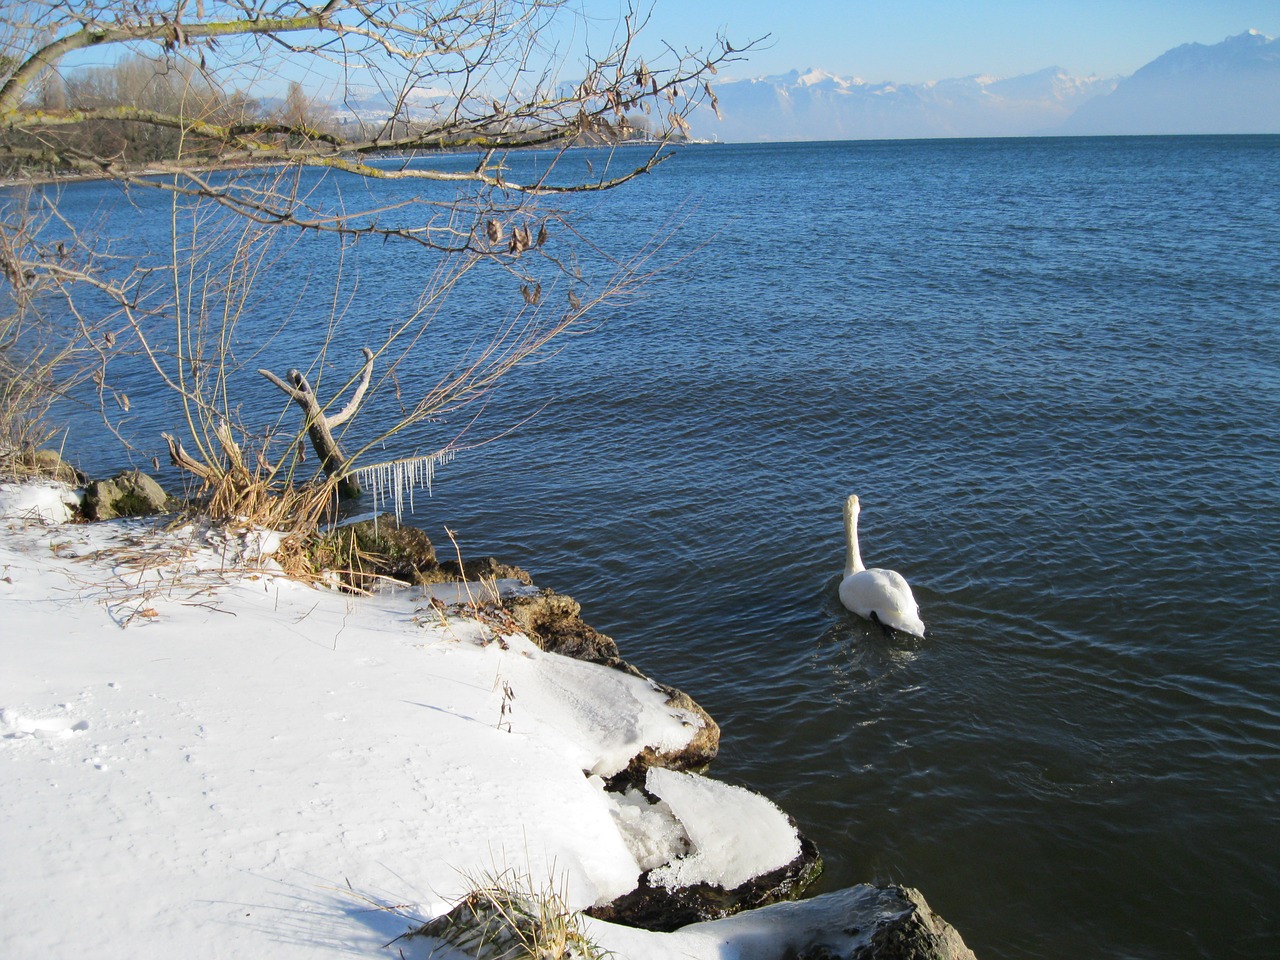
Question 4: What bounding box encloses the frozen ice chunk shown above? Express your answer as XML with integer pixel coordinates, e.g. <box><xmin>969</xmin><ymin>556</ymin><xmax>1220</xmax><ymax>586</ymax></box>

<box><xmin>606</xmin><ymin>786</ymin><xmax>691</xmax><ymax>872</ymax></box>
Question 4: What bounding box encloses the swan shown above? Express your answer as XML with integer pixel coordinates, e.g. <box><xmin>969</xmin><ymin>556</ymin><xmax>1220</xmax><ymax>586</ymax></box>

<box><xmin>839</xmin><ymin>494</ymin><xmax>925</xmax><ymax>638</ymax></box>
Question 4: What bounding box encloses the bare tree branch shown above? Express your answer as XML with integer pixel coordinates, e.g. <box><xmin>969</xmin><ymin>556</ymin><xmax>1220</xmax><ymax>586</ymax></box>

<box><xmin>0</xmin><ymin>1</ymin><xmax>760</xmax><ymax>521</ymax></box>
<box><xmin>259</xmin><ymin>346</ymin><xmax>373</xmax><ymax>498</ymax></box>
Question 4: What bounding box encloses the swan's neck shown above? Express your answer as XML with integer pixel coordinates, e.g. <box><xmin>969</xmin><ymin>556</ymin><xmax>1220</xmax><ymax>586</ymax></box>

<box><xmin>844</xmin><ymin>507</ymin><xmax>865</xmax><ymax>576</ymax></box>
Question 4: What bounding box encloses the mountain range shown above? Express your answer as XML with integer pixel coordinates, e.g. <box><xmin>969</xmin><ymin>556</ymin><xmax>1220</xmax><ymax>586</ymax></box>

<box><xmin>688</xmin><ymin>30</ymin><xmax>1280</xmax><ymax>142</ymax></box>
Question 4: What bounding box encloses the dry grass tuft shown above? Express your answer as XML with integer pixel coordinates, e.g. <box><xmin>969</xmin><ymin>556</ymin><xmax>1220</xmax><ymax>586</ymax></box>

<box><xmin>172</xmin><ymin>427</ymin><xmax>342</xmax><ymax>534</ymax></box>
<box><xmin>0</xmin><ymin>353</ymin><xmax>74</xmax><ymax>484</ymax></box>
<box><xmin>269</xmin><ymin>532</ymin><xmax>336</xmax><ymax>587</ymax></box>
<box><xmin>404</xmin><ymin>868</ymin><xmax>610</xmax><ymax>960</ymax></box>
<box><xmin>299</xmin><ymin>525</ymin><xmax>388</xmax><ymax>594</ymax></box>
<box><xmin>230</xmin><ymin>480</ymin><xmax>331</xmax><ymax>532</ymax></box>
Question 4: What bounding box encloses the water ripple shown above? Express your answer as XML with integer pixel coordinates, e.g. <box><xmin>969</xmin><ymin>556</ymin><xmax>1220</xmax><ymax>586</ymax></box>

<box><xmin>32</xmin><ymin>136</ymin><xmax>1280</xmax><ymax>960</ymax></box>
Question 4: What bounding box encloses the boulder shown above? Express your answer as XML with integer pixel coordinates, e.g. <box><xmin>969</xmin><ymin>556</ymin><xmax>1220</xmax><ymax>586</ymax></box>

<box><xmin>796</xmin><ymin>885</ymin><xmax>978</xmax><ymax>960</ymax></box>
<box><xmin>604</xmin><ymin>676</ymin><xmax>720</xmax><ymax>784</ymax></box>
<box><xmin>81</xmin><ymin>469</ymin><xmax>170</xmax><ymax>521</ymax></box>
<box><xmin>441</xmin><ymin>553</ymin><xmax>533</xmax><ymax>586</ymax></box>
<box><xmin>337</xmin><ymin>515</ymin><xmax>537</xmax><ymax>590</ymax></box>
<box><xmin>503</xmin><ymin>589</ymin><xmax>620</xmax><ymax>662</ymax></box>
<box><xmin>25</xmin><ymin>449</ymin><xmax>87</xmax><ymax>485</ymax></box>
<box><xmin>339</xmin><ymin>515</ymin><xmax>442</xmax><ymax>585</ymax></box>
<box><xmin>588</xmin><ymin>831</ymin><xmax>823</xmax><ymax>931</ymax></box>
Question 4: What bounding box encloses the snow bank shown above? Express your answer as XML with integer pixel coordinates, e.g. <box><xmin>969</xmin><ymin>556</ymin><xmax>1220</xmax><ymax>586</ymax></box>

<box><xmin>0</xmin><ymin>479</ymin><xmax>79</xmax><ymax>522</ymax></box>
<box><xmin>0</xmin><ymin>482</ymin><xmax>814</xmax><ymax>959</ymax></box>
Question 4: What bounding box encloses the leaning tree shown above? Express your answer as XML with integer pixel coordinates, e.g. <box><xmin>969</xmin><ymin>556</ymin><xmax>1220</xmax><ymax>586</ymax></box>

<box><xmin>0</xmin><ymin>1</ymin><xmax>745</xmax><ymax>522</ymax></box>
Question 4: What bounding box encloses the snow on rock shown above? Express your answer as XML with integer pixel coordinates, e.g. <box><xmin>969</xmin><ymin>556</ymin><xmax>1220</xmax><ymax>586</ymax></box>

<box><xmin>0</xmin><ymin>479</ymin><xmax>80</xmax><ymax>523</ymax></box>
<box><xmin>645</xmin><ymin>767</ymin><xmax>803</xmax><ymax>891</ymax></box>
<box><xmin>602</xmin><ymin>770</ymin><xmax>804</xmax><ymax>892</ymax></box>
<box><xmin>582</xmin><ymin>883</ymin><xmax>978</xmax><ymax>960</ymax></box>
<box><xmin>481</xmin><ymin>631</ymin><xmax>708</xmax><ymax>779</ymax></box>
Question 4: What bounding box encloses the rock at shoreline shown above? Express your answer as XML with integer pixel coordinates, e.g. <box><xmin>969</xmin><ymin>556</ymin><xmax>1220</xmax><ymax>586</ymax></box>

<box><xmin>504</xmin><ymin>589</ymin><xmax>621</xmax><ymax>662</ymax></box>
<box><xmin>17</xmin><ymin>448</ymin><xmax>87</xmax><ymax>485</ymax></box>
<box><xmin>495</xmin><ymin>591</ymin><xmax>721</xmax><ymax>777</ymax></box>
<box><xmin>604</xmin><ymin>676</ymin><xmax>720</xmax><ymax>783</ymax></box>
<box><xmin>80</xmin><ymin>469</ymin><xmax>171</xmax><ymax>521</ymax></box>
<box><xmin>589</xmin><ymin>767</ymin><xmax>822</xmax><ymax>931</ymax></box>
<box><xmin>334</xmin><ymin>514</ymin><xmax>533</xmax><ymax>590</ymax></box>
<box><xmin>799</xmin><ymin>885</ymin><xmax>977</xmax><ymax>960</ymax></box>
<box><xmin>589</xmin><ymin>831</ymin><xmax>823</xmax><ymax>931</ymax></box>
<box><xmin>443</xmin><ymin>552</ymin><xmax>534</xmax><ymax>585</ymax></box>
<box><xmin>339</xmin><ymin>515</ymin><xmax>442</xmax><ymax>586</ymax></box>
<box><xmin>660</xmin><ymin>883</ymin><xmax>978</xmax><ymax>959</ymax></box>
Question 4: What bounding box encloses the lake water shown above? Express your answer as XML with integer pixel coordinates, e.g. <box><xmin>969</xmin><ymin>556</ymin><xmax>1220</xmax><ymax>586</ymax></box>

<box><xmin>31</xmin><ymin>136</ymin><xmax>1280</xmax><ymax>959</ymax></box>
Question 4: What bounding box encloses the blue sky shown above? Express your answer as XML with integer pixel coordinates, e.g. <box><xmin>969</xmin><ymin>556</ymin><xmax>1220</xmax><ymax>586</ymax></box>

<box><xmin>583</xmin><ymin>0</ymin><xmax>1280</xmax><ymax>83</ymax></box>
<box><xmin>46</xmin><ymin>1</ymin><xmax>1280</xmax><ymax>99</ymax></box>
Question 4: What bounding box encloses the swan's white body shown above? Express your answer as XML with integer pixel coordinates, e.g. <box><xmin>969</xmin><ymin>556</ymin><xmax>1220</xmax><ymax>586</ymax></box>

<box><xmin>839</xmin><ymin>495</ymin><xmax>925</xmax><ymax>638</ymax></box>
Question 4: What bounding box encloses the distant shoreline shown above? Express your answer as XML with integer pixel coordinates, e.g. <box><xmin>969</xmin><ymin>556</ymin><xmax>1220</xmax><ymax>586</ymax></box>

<box><xmin>7</xmin><ymin>132</ymin><xmax>1272</xmax><ymax>192</ymax></box>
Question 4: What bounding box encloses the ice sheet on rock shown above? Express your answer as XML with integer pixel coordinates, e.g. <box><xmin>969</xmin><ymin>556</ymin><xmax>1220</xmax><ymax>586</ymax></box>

<box><xmin>603</xmin><ymin>785</ymin><xmax>691</xmax><ymax>872</ymax></box>
<box><xmin>645</xmin><ymin>768</ymin><xmax>802</xmax><ymax>891</ymax></box>
<box><xmin>420</xmin><ymin>578</ymin><xmax>538</xmax><ymax>608</ymax></box>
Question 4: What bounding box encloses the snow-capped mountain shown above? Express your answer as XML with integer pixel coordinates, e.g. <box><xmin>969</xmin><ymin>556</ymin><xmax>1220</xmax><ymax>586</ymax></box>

<box><xmin>1061</xmin><ymin>29</ymin><xmax>1280</xmax><ymax>134</ymax></box>
<box><xmin>689</xmin><ymin>64</ymin><xmax>1114</xmax><ymax>141</ymax></box>
<box><xmin>690</xmin><ymin>30</ymin><xmax>1278</xmax><ymax>141</ymax></box>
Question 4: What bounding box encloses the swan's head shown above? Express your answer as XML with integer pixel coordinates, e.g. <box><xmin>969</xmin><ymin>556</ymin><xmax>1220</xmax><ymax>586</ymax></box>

<box><xmin>844</xmin><ymin>494</ymin><xmax>861</xmax><ymax>522</ymax></box>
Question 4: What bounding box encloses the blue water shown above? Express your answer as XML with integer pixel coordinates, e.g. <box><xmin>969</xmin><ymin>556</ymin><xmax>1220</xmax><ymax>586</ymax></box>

<box><xmin>29</xmin><ymin>136</ymin><xmax>1280</xmax><ymax>959</ymax></box>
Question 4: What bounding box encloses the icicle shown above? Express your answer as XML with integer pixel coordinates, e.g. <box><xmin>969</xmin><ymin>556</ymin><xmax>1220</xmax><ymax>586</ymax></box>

<box><xmin>351</xmin><ymin>450</ymin><xmax>456</xmax><ymax>523</ymax></box>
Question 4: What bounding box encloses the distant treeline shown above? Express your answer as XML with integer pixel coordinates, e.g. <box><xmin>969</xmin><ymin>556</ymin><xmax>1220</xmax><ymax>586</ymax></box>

<box><xmin>1</xmin><ymin>55</ymin><xmax>262</xmax><ymax>175</ymax></box>
<box><xmin>1</xmin><ymin>55</ymin><xmax>661</xmax><ymax>179</ymax></box>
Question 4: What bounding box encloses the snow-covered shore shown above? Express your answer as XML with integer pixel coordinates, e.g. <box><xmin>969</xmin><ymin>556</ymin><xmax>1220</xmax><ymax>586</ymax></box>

<box><xmin>0</xmin><ymin>480</ymin><xmax>975</xmax><ymax>959</ymax></box>
<box><xmin>0</xmin><ymin>482</ymin><xmax>782</xmax><ymax>956</ymax></box>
